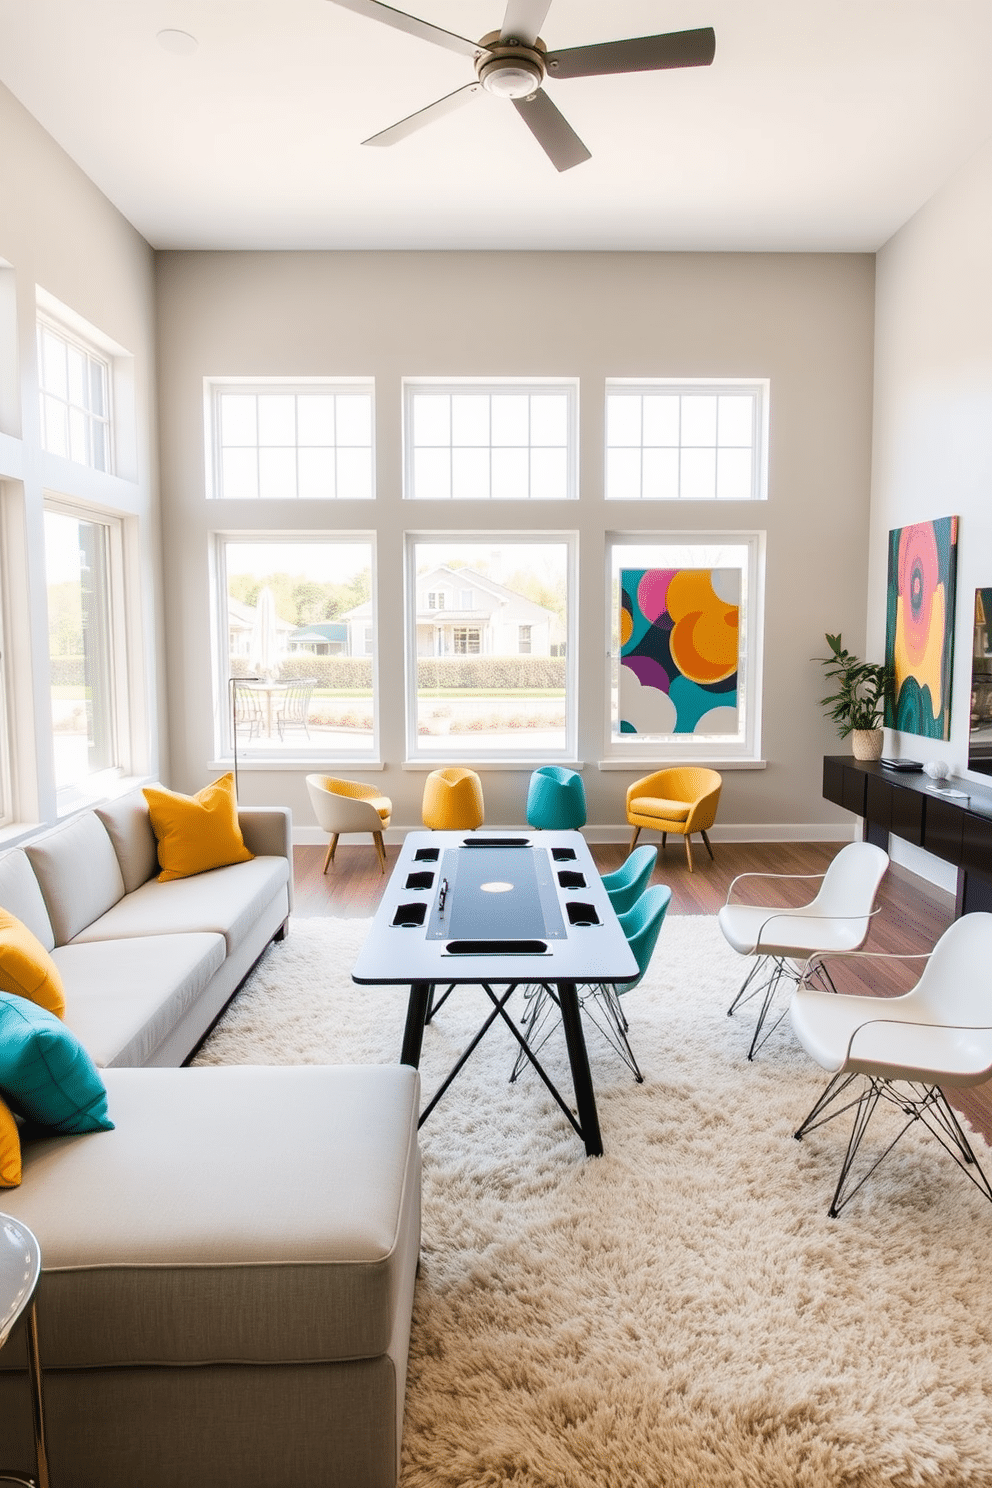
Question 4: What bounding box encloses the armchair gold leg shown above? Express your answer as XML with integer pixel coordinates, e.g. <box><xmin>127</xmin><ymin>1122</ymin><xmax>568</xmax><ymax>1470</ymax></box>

<box><xmin>684</xmin><ymin>834</ymin><xmax>694</xmax><ymax>872</ymax></box>
<box><xmin>373</xmin><ymin>831</ymin><xmax>387</xmax><ymax>874</ymax></box>
<box><xmin>322</xmin><ymin>834</ymin><xmax>339</xmax><ymax>874</ymax></box>
<box><xmin>701</xmin><ymin>829</ymin><xmax>714</xmax><ymax>861</ymax></box>
<box><xmin>629</xmin><ymin>826</ymin><xmax>641</xmax><ymax>851</ymax></box>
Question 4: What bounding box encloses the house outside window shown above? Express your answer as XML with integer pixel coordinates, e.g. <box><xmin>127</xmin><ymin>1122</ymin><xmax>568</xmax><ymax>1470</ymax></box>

<box><xmin>519</xmin><ymin>624</ymin><xmax>532</xmax><ymax>654</ymax></box>
<box><xmin>607</xmin><ymin>535</ymin><xmax>764</xmax><ymax>763</ymax></box>
<box><xmin>427</xmin><ymin>591</ymin><xmax>445</xmax><ymax>610</ymax></box>
<box><xmin>605</xmin><ymin>381</ymin><xmax>768</xmax><ymax>501</ymax></box>
<box><xmin>407</xmin><ymin>537</ymin><xmax>575</xmax><ymax>759</ymax></box>
<box><xmin>209</xmin><ymin>382</ymin><xmax>374</xmax><ymax>500</ymax></box>
<box><xmin>404</xmin><ymin>380</ymin><xmax>577</xmax><ymax>500</ymax></box>
<box><xmin>38</xmin><ymin>320</ymin><xmax>112</xmax><ymax>472</ymax></box>
<box><xmin>45</xmin><ymin>505</ymin><xmax>126</xmax><ymax>803</ymax></box>
<box><xmin>219</xmin><ymin>537</ymin><xmax>376</xmax><ymax>759</ymax></box>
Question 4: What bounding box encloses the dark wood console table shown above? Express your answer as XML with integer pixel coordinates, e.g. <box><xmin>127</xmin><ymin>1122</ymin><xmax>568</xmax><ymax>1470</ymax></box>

<box><xmin>823</xmin><ymin>755</ymin><xmax>992</xmax><ymax>917</ymax></box>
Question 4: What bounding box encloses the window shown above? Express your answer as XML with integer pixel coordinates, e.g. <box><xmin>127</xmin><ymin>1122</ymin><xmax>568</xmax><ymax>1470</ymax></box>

<box><xmin>428</xmin><ymin>591</ymin><xmax>446</xmax><ymax>611</ymax></box>
<box><xmin>219</xmin><ymin>538</ymin><xmax>376</xmax><ymax>759</ymax></box>
<box><xmin>45</xmin><ymin>506</ymin><xmax>126</xmax><ymax>801</ymax></box>
<box><xmin>210</xmin><ymin>384</ymin><xmax>374</xmax><ymax>500</ymax></box>
<box><xmin>519</xmin><ymin>624</ymin><xmax>532</xmax><ymax>654</ymax></box>
<box><xmin>608</xmin><ymin>536</ymin><xmax>764</xmax><ymax>762</ymax></box>
<box><xmin>38</xmin><ymin>320</ymin><xmax>112</xmax><ymax>472</ymax></box>
<box><xmin>404</xmin><ymin>381</ymin><xmax>577</xmax><ymax>500</ymax></box>
<box><xmin>453</xmin><ymin>627</ymin><xmax>481</xmax><ymax>655</ymax></box>
<box><xmin>605</xmin><ymin>381</ymin><xmax>767</xmax><ymax>501</ymax></box>
<box><xmin>407</xmin><ymin>537</ymin><xmax>575</xmax><ymax>759</ymax></box>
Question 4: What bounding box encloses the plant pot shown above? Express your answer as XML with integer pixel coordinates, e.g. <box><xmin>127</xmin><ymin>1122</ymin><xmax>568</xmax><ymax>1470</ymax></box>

<box><xmin>851</xmin><ymin>728</ymin><xmax>883</xmax><ymax>761</ymax></box>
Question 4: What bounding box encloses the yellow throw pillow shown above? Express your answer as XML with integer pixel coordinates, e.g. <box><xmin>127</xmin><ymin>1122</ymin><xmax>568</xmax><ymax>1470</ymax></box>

<box><xmin>143</xmin><ymin>774</ymin><xmax>254</xmax><ymax>883</ymax></box>
<box><xmin>0</xmin><ymin>908</ymin><xmax>66</xmax><ymax>1017</ymax></box>
<box><xmin>0</xmin><ymin>1094</ymin><xmax>21</xmax><ymax>1187</ymax></box>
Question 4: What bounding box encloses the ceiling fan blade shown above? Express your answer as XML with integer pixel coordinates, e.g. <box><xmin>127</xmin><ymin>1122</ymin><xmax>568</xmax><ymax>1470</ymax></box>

<box><xmin>498</xmin><ymin>0</ymin><xmax>553</xmax><ymax>47</ymax></box>
<box><xmin>511</xmin><ymin>89</ymin><xmax>590</xmax><ymax>172</ymax></box>
<box><xmin>326</xmin><ymin>0</ymin><xmax>490</xmax><ymax>60</ymax></box>
<box><xmin>545</xmin><ymin>26</ymin><xmax>716</xmax><ymax>80</ymax></box>
<box><xmin>362</xmin><ymin>82</ymin><xmax>482</xmax><ymax>146</ymax></box>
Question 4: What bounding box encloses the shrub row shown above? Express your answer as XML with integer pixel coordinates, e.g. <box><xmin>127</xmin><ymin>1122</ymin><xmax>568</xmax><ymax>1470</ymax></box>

<box><xmin>231</xmin><ymin>655</ymin><xmax>566</xmax><ymax>691</ymax></box>
<box><xmin>50</xmin><ymin>657</ymin><xmax>86</xmax><ymax>685</ymax></box>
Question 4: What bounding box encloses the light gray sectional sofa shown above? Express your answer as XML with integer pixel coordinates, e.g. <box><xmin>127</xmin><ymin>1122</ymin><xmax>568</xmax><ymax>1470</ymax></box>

<box><xmin>0</xmin><ymin>789</ymin><xmax>422</xmax><ymax>1488</ymax></box>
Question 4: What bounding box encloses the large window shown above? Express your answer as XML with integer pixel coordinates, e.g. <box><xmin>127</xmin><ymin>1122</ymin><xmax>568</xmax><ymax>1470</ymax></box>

<box><xmin>608</xmin><ymin>536</ymin><xmax>764</xmax><ymax>762</ymax></box>
<box><xmin>407</xmin><ymin>537</ymin><xmax>574</xmax><ymax>759</ymax></box>
<box><xmin>210</xmin><ymin>384</ymin><xmax>374</xmax><ymax>500</ymax></box>
<box><xmin>38</xmin><ymin>319</ymin><xmax>112</xmax><ymax>472</ymax></box>
<box><xmin>219</xmin><ymin>537</ymin><xmax>376</xmax><ymax>759</ymax></box>
<box><xmin>605</xmin><ymin>381</ymin><xmax>768</xmax><ymax>501</ymax></box>
<box><xmin>45</xmin><ymin>506</ymin><xmax>125</xmax><ymax>800</ymax></box>
<box><xmin>404</xmin><ymin>381</ymin><xmax>577</xmax><ymax>500</ymax></box>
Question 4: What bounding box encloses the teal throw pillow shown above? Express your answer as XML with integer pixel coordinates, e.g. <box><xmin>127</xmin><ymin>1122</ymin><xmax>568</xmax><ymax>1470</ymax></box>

<box><xmin>0</xmin><ymin>991</ymin><xmax>113</xmax><ymax>1134</ymax></box>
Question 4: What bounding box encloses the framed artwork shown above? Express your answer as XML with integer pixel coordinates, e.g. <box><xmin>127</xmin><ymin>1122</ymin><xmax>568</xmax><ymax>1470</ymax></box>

<box><xmin>884</xmin><ymin>516</ymin><xmax>958</xmax><ymax>740</ymax></box>
<box><xmin>619</xmin><ymin>567</ymin><xmax>740</xmax><ymax>736</ymax></box>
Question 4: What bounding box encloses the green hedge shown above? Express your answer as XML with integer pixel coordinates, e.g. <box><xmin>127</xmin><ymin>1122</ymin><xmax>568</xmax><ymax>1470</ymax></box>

<box><xmin>50</xmin><ymin>657</ymin><xmax>86</xmax><ymax>685</ymax></box>
<box><xmin>230</xmin><ymin>655</ymin><xmax>565</xmax><ymax>691</ymax></box>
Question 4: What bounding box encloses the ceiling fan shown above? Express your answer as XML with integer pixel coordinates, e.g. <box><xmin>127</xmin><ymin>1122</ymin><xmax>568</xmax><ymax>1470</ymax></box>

<box><xmin>326</xmin><ymin>0</ymin><xmax>715</xmax><ymax>171</ymax></box>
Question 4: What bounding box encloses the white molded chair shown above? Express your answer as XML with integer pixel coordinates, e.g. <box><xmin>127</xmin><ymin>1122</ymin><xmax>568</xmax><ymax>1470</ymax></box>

<box><xmin>790</xmin><ymin>911</ymin><xmax>992</xmax><ymax>1217</ymax></box>
<box><xmin>305</xmin><ymin>774</ymin><xmax>392</xmax><ymax>875</ymax></box>
<box><xmin>719</xmin><ymin>841</ymin><xmax>890</xmax><ymax>1060</ymax></box>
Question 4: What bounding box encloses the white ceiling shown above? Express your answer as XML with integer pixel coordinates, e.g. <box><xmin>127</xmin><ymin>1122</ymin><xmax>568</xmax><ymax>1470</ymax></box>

<box><xmin>2</xmin><ymin>0</ymin><xmax>992</xmax><ymax>253</ymax></box>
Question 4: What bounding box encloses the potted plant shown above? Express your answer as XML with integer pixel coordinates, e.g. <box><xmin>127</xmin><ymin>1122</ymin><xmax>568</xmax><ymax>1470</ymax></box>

<box><xmin>815</xmin><ymin>633</ymin><xmax>892</xmax><ymax>761</ymax></box>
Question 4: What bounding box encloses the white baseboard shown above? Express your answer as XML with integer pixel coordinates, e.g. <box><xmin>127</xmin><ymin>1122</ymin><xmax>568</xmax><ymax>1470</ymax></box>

<box><xmin>292</xmin><ymin>822</ymin><xmax>859</xmax><ymax>847</ymax></box>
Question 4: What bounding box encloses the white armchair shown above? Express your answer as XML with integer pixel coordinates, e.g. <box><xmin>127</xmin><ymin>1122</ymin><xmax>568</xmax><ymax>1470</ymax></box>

<box><xmin>305</xmin><ymin>774</ymin><xmax>392</xmax><ymax>874</ymax></box>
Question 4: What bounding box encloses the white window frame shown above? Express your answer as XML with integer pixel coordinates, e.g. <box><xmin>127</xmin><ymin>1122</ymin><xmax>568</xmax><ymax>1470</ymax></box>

<box><xmin>604</xmin><ymin>532</ymin><xmax>765</xmax><ymax>765</ymax></box>
<box><xmin>605</xmin><ymin>379</ymin><xmax>769</xmax><ymax>501</ymax></box>
<box><xmin>402</xmin><ymin>379</ymin><xmax>578</xmax><ymax>501</ymax></box>
<box><xmin>206</xmin><ymin>379</ymin><xmax>376</xmax><ymax>501</ymax></box>
<box><xmin>405</xmin><ymin>531</ymin><xmax>578</xmax><ymax>763</ymax></box>
<box><xmin>44</xmin><ymin>498</ymin><xmax>131</xmax><ymax>811</ymax></box>
<box><xmin>213</xmin><ymin>532</ymin><xmax>379</xmax><ymax>763</ymax></box>
<box><xmin>37</xmin><ymin>317</ymin><xmax>113</xmax><ymax>474</ymax></box>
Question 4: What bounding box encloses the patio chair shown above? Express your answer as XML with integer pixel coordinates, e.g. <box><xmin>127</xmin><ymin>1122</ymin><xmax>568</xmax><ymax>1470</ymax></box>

<box><xmin>791</xmin><ymin>911</ymin><xmax>992</xmax><ymax>1216</ymax></box>
<box><xmin>276</xmin><ymin>678</ymin><xmax>316</xmax><ymax>741</ymax></box>
<box><xmin>233</xmin><ymin>682</ymin><xmax>264</xmax><ymax>739</ymax></box>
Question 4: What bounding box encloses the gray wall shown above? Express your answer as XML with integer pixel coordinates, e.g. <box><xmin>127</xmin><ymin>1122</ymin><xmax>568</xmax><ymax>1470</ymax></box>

<box><xmin>156</xmin><ymin>248</ymin><xmax>875</xmax><ymax>838</ymax></box>
<box><xmin>868</xmin><ymin>135</ymin><xmax>992</xmax><ymax>889</ymax></box>
<box><xmin>0</xmin><ymin>81</ymin><xmax>163</xmax><ymax>834</ymax></box>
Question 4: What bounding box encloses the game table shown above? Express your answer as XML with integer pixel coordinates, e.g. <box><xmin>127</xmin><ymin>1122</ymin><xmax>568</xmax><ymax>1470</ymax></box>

<box><xmin>351</xmin><ymin>829</ymin><xmax>638</xmax><ymax>1156</ymax></box>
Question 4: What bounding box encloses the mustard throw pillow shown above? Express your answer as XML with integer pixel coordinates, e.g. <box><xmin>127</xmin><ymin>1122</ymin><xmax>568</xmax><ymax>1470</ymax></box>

<box><xmin>0</xmin><ymin>908</ymin><xmax>66</xmax><ymax>1017</ymax></box>
<box><xmin>0</xmin><ymin>1094</ymin><xmax>21</xmax><ymax>1188</ymax></box>
<box><xmin>143</xmin><ymin>774</ymin><xmax>254</xmax><ymax>883</ymax></box>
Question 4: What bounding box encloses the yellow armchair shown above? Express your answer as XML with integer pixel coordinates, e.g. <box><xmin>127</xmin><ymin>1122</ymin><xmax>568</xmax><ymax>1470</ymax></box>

<box><xmin>625</xmin><ymin>767</ymin><xmax>722</xmax><ymax>873</ymax></box>
<box><xmin>306</xmin><ymin>774</ymin><xmax>392</xmax><ymax>874</ymax></box>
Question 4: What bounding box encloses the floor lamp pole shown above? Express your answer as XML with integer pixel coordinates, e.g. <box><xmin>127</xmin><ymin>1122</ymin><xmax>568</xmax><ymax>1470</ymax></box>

<box><xmin>229</xmin><ymin>675</ymin><xmax>258</xmax><ymax>802</ymax></box>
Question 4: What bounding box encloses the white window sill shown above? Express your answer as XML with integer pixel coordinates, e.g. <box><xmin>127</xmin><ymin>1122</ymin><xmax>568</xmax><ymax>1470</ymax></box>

<box><xmin>597</xmin><ymin>758</ymin><xmax>767</xmax><ymax>771</ymax></box>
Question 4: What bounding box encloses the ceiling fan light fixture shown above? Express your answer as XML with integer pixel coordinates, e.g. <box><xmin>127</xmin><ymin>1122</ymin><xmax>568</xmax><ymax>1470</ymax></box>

<box><xmin>477</xmin><ymin>52</ymin><xmax>544</xmax><ymax>98</ymax></box>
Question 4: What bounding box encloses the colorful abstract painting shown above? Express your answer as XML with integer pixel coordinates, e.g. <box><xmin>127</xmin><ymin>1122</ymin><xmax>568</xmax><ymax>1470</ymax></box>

<box><xmin>619</xmin><ymin>568</ymin><xmax>740</xmax><ymax>736</ymax></box>
<box><xmin>884</xmin><ymin>516</ymin><xmax>958</xmax><ymax>740</ymax></box>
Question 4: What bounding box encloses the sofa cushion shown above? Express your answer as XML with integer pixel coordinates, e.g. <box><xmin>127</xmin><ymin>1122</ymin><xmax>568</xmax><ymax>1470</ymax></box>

<box><xmin>0</xmin><ymin>908</ymin><xmax>65</xmax><ymax>1016</ymax></box>
<box><xmin>24</xmin><ymin>813</ymin><xmax>125</xmax><ymax>946</ymax></box>
<box><xmin>69</xmin><ymin>856</ymin><xmax>290</xmax><ymax>956</ymax></box>
<box><xmin>0</xmin><ymin>992</ymin><xmax>113</xmax><ymax>1134</ymax></box>
<box><xmin>4</xmin><ymin>1064</ymin><xmax>421</xmax><ymax>1370</ymax></box>
<box><xmin>144</xmin><ymin>775</ymin><xmax>253</xmax><ymax>883</ymax></box>
<box><xmin>96</xmin><ymin>791</ymin><xmax>160</xmax><ymax>894</ymax></box>
<box><xmin>0</xmin><ymin>1094</ymin><xmax>20</xmax><ymax>1187</ymax></box>
<box><xmin>0</xmin><ymin>849</ymin><xmax>55</xmax><ymax>952</ymax></box>
<box><xmin>53</xmin><ymin>933</ymin><xmax>227</xmax><ymax>1068</ymax></box>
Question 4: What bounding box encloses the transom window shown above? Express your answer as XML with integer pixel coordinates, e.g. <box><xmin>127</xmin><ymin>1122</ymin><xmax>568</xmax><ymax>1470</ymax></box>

<box><xmin>211</xmin><ymin>384</ymin><xmax>374</xmax><ymax>500</ymax></box>
<box><xmin>38</xmin><ymin>320</ymin><xmax>112</xmax><ymax>472</ymax></box>
<box><xmin>605</xmin><ymin>381</ymin><xmax>767</xmax><ymax>501</ymax></box>
<box><xmin>404</xmin><ymin>381</ymin><xmax>576</xmax><ymax>500</ymax></box>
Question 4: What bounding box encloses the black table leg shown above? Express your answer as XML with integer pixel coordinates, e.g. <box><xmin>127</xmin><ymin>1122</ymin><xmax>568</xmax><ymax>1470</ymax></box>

<box><xmin>557</xmin><ymin>979</ymin><xmax>603</xmax><ymax>1157</ymax></box>
<box><xmin>400</xmin><ymin>981</ymin><xmax>431</xmax><ymax>1067</ymax></box>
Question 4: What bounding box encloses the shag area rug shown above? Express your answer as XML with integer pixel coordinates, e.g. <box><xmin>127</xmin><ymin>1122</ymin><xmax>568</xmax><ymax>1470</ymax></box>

<box><xmin>195</xmin><ymin>916</ymin><xmax>992</xmax><ymax>1488</ymax></box>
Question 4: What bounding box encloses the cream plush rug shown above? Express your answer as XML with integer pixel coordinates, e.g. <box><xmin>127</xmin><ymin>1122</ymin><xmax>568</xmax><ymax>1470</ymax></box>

<box><xmin>194</xmin><ymin>917</ymin><xmax>992</xmax><ymax>1488</ymax></box>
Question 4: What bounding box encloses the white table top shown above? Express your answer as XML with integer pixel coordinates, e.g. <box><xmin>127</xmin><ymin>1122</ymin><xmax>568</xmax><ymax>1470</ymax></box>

<box><xmin>352</xmin><ymin>830</ymin><xmax>638</xmax><ymax>986</ymax></box>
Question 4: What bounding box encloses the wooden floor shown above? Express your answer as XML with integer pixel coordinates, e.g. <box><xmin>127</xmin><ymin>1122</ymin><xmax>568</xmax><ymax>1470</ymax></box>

<box><xmin>293</xmin><ymin>836</ymin><xmax>992</xmax><ymax>1144</ymax></box>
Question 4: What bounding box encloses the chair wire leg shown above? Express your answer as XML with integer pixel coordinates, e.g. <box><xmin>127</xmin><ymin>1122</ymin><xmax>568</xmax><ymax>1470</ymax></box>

<box><xmin>794</xmin><ymin>1070</ymin><xmax>861</xmax><ymax>1141</ymax></box>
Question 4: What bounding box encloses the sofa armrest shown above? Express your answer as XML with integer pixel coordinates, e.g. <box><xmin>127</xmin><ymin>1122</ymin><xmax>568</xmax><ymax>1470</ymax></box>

<box><xmin>239</xmin><ymin>807</ymin><xmax>293</xmax><ymax>912</ymax></box>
